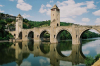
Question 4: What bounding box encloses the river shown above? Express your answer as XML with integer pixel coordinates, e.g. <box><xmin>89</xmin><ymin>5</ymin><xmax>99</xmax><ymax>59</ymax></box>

<box><xmin>0</xmin><ymin>38</ymin><xmax>100</xmax><ymax>66</ymax></box>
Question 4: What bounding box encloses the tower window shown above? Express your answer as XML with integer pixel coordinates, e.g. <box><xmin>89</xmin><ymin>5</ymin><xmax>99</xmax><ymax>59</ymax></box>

<box><xmin>51</xmin><ymin>9</ymin><xmax>55</xmax><ymax>11</ymax></box>
<box><xmin>53</xmin><ymin>14</ymin><xmax>54</xmax><ymax>16</ymax></box>
<box><xmin>57</xmin><ymin>23</ymin><xmax>59</xmax><ymax>26</ymax></box>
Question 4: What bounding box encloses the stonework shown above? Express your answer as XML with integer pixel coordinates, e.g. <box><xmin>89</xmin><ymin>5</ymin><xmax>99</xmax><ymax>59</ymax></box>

<box><xmin>9</xmin><ymin>5</ymin><xmax>100</xmax><ymax>44</ymax></box>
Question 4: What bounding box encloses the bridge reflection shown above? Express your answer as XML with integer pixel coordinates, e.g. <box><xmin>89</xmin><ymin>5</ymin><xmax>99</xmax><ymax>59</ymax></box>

<box><xmin>10</xmin><ymin>41</ymin><xmax>86</xmax><ymax>66</ymax></box>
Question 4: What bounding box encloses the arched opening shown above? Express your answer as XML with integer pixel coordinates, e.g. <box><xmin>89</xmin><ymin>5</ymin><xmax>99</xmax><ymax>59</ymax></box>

<box><xmin>57</xmin><ymin>23</ymin><xmax>59</xmax><ymax>26</ymax></box>
<box><xmin>28</xmin><ymin>41</ymin><xmax>34</xmax><ymax>51</ymax></box>
<box><xmin>56</xmin><ymin>41</ymin><xmax>72</xmax><ymax>57</ymax></box>
<box><xmin>80</xmin><ymin>29</ymin><xmax>100</xmax><ymax>58</ymax></box>
<box><xmin>18</xmin><ymin>42</ymin><xmax>22</xmax><ymax>49</ymax></box>
<box><xmin>19</xmin><ymin>32</ymin><xmax>22</xmax><ymax>39</ymax></box>
<box><xmin>40</xmin><ymin>30</ymin><xmax>50</xmax><ymax>42</ymax></box>
<box><xmin>28</xmin><ymin>31</ymin><xmax>34</xmax><ymax>40</ymax></box>
<box><xmin>40</xmin><ymin>43</ymin><xmax>50</xmax><ymax>54</ymax></box>
<box><xmin>56</xmin><ymin>30</ymin><xmax>72</xmax><ymax>42</ymax></box>
<box><xmin>56</xmin><ymin>30</ymin><xmax>72</xmax><ymax>56</ymax></box>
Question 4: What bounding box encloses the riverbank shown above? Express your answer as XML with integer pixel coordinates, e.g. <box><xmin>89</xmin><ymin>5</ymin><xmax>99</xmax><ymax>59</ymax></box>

<box><xmin>92</xmin><ymin>58</ymin><xmax>100</xmax><ymax>66</ymax></box>
<box><xmin>0</xmin><ymin>40</ymin><xmax>9</xmax><ymax>42</ymax></box>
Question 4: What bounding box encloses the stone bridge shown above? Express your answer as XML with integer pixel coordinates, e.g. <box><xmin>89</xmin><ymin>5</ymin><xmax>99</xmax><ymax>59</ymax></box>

<box><xmin>9</xmin><ymin>5</ymin><xmax>100</xmax><ymax>44</ymax></box>
<box><xmin>10</xmin><ymin>42</ymin><xmax>85</xmax><ymax>66</ymax></box>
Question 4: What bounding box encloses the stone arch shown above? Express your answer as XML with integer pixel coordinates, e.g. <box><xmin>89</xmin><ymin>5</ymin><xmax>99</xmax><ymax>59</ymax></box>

<box><xmin>40</xmin><ymin>30</ymin><xmax>50</xmax><ymax>42</ymax></box>
<box><xmin>19</xmin><ymin>32</ymin><xmax>22</xmax><ymax>39</ymax></box>
<box><xmin>28</xmin><ymin>31</ymin><xmax>34</xmax><ymax>40</ymax></box>
<box><xmin>79</xmin><ymin>28</ymin><xmax>100</xmax><ymax>39</ymax></box>
<box><xmin>56</xmin><ymin>29</ymin><xmax>72</xmax><ymax>42</ymax></box>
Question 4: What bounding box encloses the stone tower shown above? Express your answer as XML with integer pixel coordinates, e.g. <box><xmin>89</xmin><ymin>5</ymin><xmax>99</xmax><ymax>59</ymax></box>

<box><xmin>16</xmin><ymin>14</ymin><xmax>23</xmax><ymax>39</ymax></box>
<box><xmin>50</xmin><ymin>4</ymin><xmax>60</xmax><ymax>27</ymax></box>
<box><xmin>50</xmin><ymin>5</ymin><xmax>60</xmax><ymax>43</ymax></box>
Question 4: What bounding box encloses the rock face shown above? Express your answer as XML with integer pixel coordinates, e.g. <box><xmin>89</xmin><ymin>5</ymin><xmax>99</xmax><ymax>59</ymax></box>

<box><xmin>92</xmin><ymin>58</ymin><xmax>100</xmax><ymax>66</ymax></box>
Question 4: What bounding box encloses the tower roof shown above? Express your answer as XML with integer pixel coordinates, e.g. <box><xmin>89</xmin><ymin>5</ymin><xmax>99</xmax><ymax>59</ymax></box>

<box><xmin>51</xmin><ymin>4</ymin><xmax>59</xmax><ymax>10</ymax></box>
<box><xmin>17</xmin><ymin>14</ymin><xmax>23</xmax><ymax>18</ymax></box>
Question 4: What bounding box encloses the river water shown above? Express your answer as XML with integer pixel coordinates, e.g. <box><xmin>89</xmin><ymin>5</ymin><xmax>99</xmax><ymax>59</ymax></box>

<box><xmin>0</xmin><ymin>38</ymin><xmax>100</xmax><ymax>66</ymax></box>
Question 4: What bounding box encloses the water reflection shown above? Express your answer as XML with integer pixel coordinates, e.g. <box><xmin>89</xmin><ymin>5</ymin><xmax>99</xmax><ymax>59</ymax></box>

<box><xmin>0</xmin><ymin>41</ymin><xmax>86</xmax><ymax>66</ymax></box>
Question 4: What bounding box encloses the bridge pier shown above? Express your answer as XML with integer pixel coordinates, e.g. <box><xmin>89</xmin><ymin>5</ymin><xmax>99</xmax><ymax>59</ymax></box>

<box><xmin>72</xmin><ymin>25</ymin><xmax>81</xmax><ymax>45</ymax></box>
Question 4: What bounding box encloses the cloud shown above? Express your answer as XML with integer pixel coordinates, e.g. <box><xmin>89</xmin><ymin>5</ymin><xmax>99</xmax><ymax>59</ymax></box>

<box><xmin>93</xmin><ymin>10</ymin><xmax>100</xmax><ymax>16</ymax></box>
<box><xmin>61</xmin><ymin>18</ymin><xmax>75</xmax><ymax>23</ymax></box>
<box><xmin>39</xmin><ymin>0</ymin><xmax>96</xmax><ymax>18</ymax></box>
<box><xmin>96</xmin><ymin>47</ymin><xmax>100</xmax><ymax>54</ymax></box>
<box><xmin>16</xmin><ymin>0</ymin><xmax>32</xmax><ymax>11</ymax></box>
<box><xmin>16</xmin><ymin>61</ymin><xmax>31</xmax><ymax>66</ymax></box>
<box><xmin>0</xmin><ymin>9</ymin><xmax>4</xmax><ymax>13</ymax></box>
<box><xmin>95</xmin><ymin>18</ymin><xmax>100</xmax><ymax>24</ymax></box>
<box><xmin>9</xmin><ymin>0</ymin><xmax>14</xmax><ymax>1</ymax></box>
<box><xmin>82</xmin><ymin>18</ymin><xmax>90</xmax><ymax>22</ymax></box>
<box><xmin>61</xmin><ymin>50</ymin><xmax>71</xmax><ymax>56</ymax></box>
<box><xmin>22</xmin><ymin>13</ymin><xmax>33</xmax><ymax>18</ymax></box>
<box><xmin>86</xmin><ymin>1</ymin><xmax>96</xmax><ymax>9</ymax></box>
<box><xmin>50</xmin><ymin>0</ymin><xmax>53</xmax><ymax>3</ymax></box>
<box><xmin>39</xmin><ymin>4</ymin><xmax>47</xmax><ymax>13</ymax></box>
<box><xmin>0</xmin><ymin>5</ymin><xmax>3</xmax><ymax>7</ymax></box>
<box><xmin>46</xmin><ymin>4</ymin><xmax>52</xmax><ymax>7</ymax></box>
<box><xmin>83</xmin><ymin>50</ymin><xmax>90</xmax><ymax>54</ymax></box>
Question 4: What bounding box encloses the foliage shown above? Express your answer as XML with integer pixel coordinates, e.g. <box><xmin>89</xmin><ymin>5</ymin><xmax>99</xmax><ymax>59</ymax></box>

<box><xmin>85</xmin><ymin>54</ymin><xmax>100</xmax><ymax>66</ymax></box>
<box><xmin>85</xmin><ymin>56</ymin><xmax>95</xmax><ymax>66</ymax></box>
<box><xmin>0</xmin><ymin>42</ymin><xmax>13</xmax><ymax>49</ymax></box>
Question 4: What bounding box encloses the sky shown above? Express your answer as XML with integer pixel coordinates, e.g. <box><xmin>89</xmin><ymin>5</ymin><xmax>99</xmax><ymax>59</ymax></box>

<box><xmin>0</xmin><ymin>0</ymin><xmax>100</xmax><ymax>26</ymax></box>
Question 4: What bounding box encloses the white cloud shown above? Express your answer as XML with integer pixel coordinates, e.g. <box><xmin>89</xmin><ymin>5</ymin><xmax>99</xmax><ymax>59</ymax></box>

<box><xmin>0</xmin><ymin>9</ymin><xmax>4</xmax><ymax>13</ymax></box>
<box><xmin>16</xmin><ymin>0</ymin><xmax>32</xmax><ymax>11</ymax></box>
<box><xmin>93</xmin><ymin>10</ymin><xmax>100</xmax><ymax>16</ymax></box>
<box><xmin>50</xmin><ymin>0</ymin><xmax>53</xmax><ymax>3</ymax></box>
<box><xmin>46</xmin><ymin>4</ymin><xmax>52</xmax><ymax>7</ymax></box>
<box><xmin>82</xmin><ymin>18</ymin><xmax>90</xmax><ymax>22</ymax></box>
<box><xmin>22</xmin><ymin>13</ymin><xmax>32</xmax><ymax>18</ymax></box>
<box><xmin>86</xmin><ymin>1</ymin><xmax>96</xmax><ymax>9</ymax></box>
<box><xmin>95</xmin><ymin>18</ymin><xmax>100</xmax><ymax>24</ymax></box>
<box><xmin>61</xmin><ymin>18</ymin><xmax>75</xmax><ymax>23</ymax></box>
<box><xmin>9</xmin><ymin>0</ymin><xmax>14</xmax><ymax>1</ymax></box>
<box><xmin>61</xmin><ymin>51</ymin><xmax>71</xmax><ymax>56</ymax></box>
<box><xmin>96</xmin><ymin>47</ymin><xmax>100</xmax><ymax>54</ymax></box>
<box><xmin>0</xmin><ymin>5</ymin><xmax>3</xmax><ymax>7</ymax></box>
<box><xmin>83</xmin><ymin>50</ymin><xmax>90</xmax><ymax>54</ymax></box>
<box><xmin>39</xmin><ymin>0</ymin><xmax>96</xmax><ymax>18</ymax></box>
<box><xmin>16</xmin><ymin>61</ymin><xmax>31</xmax><ymax>66</ymax></box>
<box><xmin>39</xmin><ymin>4</ymin><xmax>47</xmax><ymax>13</ymax></box>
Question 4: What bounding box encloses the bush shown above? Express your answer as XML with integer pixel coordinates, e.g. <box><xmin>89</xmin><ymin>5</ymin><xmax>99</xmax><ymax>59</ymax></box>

<box><xmin>85</xmin><ymin>54</ymin><xmax>100</xmax><ymax>66</ymax></box>
<box><xmin>85</xmin><ymin>56</ymin><xmax>95</xmax><ymax>66</ymax></box>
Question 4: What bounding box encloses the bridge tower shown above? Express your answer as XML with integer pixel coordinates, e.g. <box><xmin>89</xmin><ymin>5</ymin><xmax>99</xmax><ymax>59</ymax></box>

<box><xmin>50</xmin><ymin>5</ymin><xmax>60</xmax><ymax>43</ymax></box>
<box><xmin>50</xmin><ymin>4</ymin><xmax>60</xmax><ymax>27</ymax></box>
<box><xmin>15</xmin><ymin>14</ymin><xmax>23</xmax><ymax>39</ymax></box>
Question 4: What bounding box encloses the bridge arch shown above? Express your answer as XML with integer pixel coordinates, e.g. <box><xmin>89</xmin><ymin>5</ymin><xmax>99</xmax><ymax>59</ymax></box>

<box><xmin>40</xmin><ymin>30</ymin><xmax>50</xmax><ymax>42</ymax></box>
<box><xmin>79</xmin><ymin>28</ymin><xmax>100</xmax><ymax>40</ymax></box>
<box><xmin>28</xmin><ymin>31</ymin><xmax>34</xmax><ymax>40</ymax></box>
<box><xmin>19</xmin><ymin>32</ymin><xmax>22</xmax><ymax>39</ymax></box>
<box><xmin>56</xmin><ymin>29</ymin><xmax>72</xmax><ymax>42</ymax></box>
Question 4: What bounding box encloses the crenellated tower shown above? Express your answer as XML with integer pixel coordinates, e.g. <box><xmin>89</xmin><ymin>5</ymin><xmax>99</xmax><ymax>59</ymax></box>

<box><xmin>50</xmin><ymin>4</ymin><xmax>60</xmax><ymax>27</ymax></box>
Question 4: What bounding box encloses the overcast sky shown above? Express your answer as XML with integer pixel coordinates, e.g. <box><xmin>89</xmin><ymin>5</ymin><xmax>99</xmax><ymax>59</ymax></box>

<box><xmin>0</xmin><ymin>0</ymin><xmax>100</xmax><ymax>26</ymax></box>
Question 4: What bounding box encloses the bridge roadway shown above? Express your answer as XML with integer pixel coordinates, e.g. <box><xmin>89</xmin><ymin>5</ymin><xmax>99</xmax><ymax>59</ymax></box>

<box><xmin>10</xmin><ymin>41</ymin><xmax>86</xmax><ymax>66</ymax></box>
